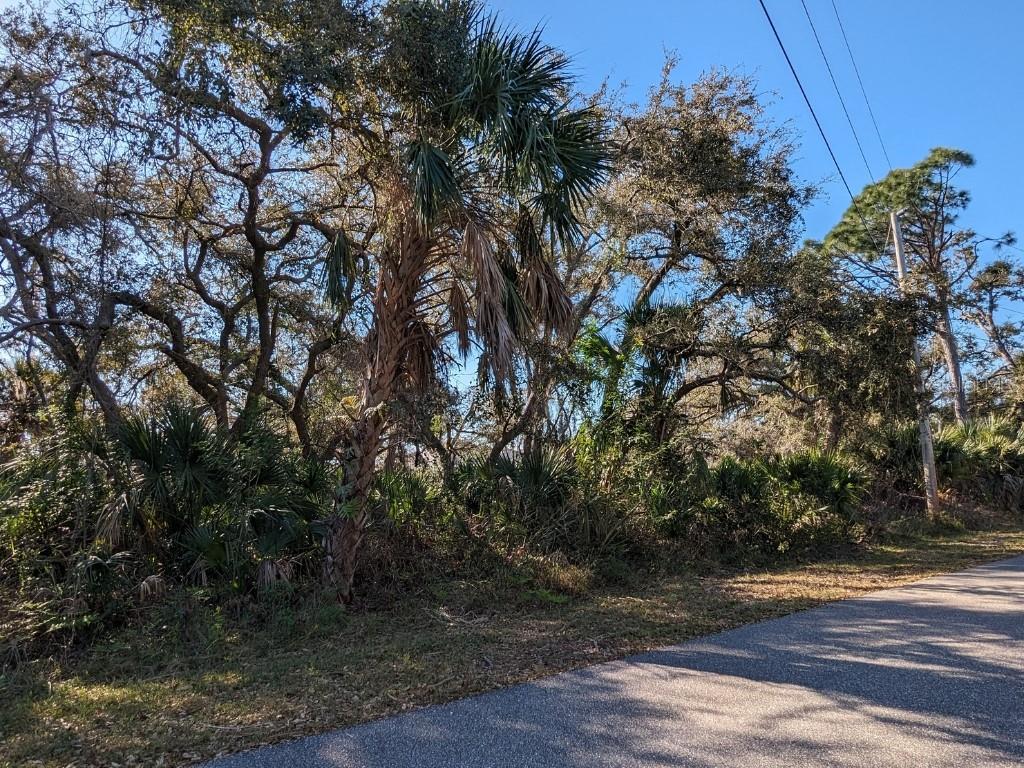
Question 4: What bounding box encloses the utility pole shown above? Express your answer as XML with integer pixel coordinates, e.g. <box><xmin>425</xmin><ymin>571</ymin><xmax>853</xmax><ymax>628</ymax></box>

<box><xmin>891</xmin><ymin>210</ymin><xmax>940</xmax><ymax>517</ymax></box>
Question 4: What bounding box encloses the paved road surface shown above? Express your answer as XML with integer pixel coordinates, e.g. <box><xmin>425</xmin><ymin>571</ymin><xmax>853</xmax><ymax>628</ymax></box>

<box><xmin>205</xmin><ymin>555</ymin><xmax>1024</xmax><ymax>767</ymax></box>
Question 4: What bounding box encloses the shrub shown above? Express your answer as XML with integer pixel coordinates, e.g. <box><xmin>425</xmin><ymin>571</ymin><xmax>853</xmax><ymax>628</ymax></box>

<box><xmin>0</xmin><ymin>404</ymin><xmax>333</xmax><ymax>647</ymax></box>
<box><xmin>671</xmin><ymin>451</ymin><xmax>865</xmax><ymax>561</ymax></box>
<box><xmin>0</xmin><ymin>411</ymin><xmax>119</xmax><ymax>588</ymax></box>
<box><xmin>772</xmin><ymin>450</ymin><xmax>864</xmax><ymax>522</ymax></box>
<box><xmin>935</xmin><ymin>417</ymin><xmax>1024</xmax><ymax>510</ymax></box>
<box><xmin>859</xmin><ymin>417</ymin><xmax>1024</xmax><ymax>513</ymax></box>
<box><xmin>444</xmin><ymin>446</ymin><xmax>629</xmax><ymax>558</ymax></box>
<box><xmin>375</xmin><ymin>467</ymin><xmax>438</xmax><ymax>528</ymax></box>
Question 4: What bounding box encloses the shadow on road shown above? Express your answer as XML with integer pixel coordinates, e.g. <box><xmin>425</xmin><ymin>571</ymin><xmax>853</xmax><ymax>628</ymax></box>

<box><xmin>208</xmin><ymin>557</ymin><xmax>1024</xmax><ymax>768</ymax></box>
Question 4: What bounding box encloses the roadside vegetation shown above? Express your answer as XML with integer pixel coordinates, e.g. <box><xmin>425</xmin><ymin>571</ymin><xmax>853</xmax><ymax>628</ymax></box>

<box><xmin>2</xmin><ymin>1</ymin><xmax>1024</xmax><ymax>766</ymax></box>
<box><xmin>4</xmin><ymin>530</ymin><xmax>1024</xmax><ymax>767</ymax></box>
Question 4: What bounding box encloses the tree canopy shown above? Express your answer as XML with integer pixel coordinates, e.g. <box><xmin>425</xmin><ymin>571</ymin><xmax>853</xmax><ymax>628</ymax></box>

<box><xmin>2</xmin><ymin>0</ymin><xmax>1022</xmax><ymax>614</ymax></box>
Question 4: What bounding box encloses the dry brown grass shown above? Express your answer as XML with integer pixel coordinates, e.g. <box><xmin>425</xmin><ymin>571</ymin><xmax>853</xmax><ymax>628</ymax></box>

<box><xmin>3</xmin><ymin>528</ymin><xmax>1023</xmax><ymax>768</ymax></box>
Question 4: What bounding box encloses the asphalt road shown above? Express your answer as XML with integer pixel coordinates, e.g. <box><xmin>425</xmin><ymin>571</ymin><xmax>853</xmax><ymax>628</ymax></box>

<box><xmin>204</xmin><ymin>555</ymin><xmax>1024</xmax><ymax>767</ymax></box>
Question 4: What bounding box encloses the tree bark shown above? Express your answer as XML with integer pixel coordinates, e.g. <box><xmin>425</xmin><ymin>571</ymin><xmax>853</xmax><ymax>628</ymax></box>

<box><xmin>322</xmin><ymin>224</ymin><xmax>427</xmax><ymax>602</ymax></box>
<box><xmin>824</xmin><ymin>408</ymin><xmax>844</xmax><ymax>452</ymax></box>
<box><xmin>323</xmin><ymin>398</ymin><xmax>388</xmax><ymax>601</ymax></box>
<box><xmin>935</xmin><ymin>299</ymin><xmax>968</xmax><ymax>424</ymax></box>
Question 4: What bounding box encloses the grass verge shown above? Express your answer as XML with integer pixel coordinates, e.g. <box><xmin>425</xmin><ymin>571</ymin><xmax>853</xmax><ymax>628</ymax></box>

<box><xmin>3</xmin><ymin>528</ymin><xmax>1024</xmax><ymax>768</ymax></box>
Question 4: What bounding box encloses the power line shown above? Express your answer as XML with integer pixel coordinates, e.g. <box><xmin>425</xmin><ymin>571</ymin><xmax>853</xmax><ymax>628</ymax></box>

<box><xmin>799</xmin><ymin>0</ymin><xmax>875</xmax><ymax>181</ymax></box>
<box><xmin>755</xmin><ymin>0</ymin><xmax>882</xmax><ymax>255</ymax></box>
<box><xmin>830</xmin><ymin>0</ymin><xmax>893</xmax><ymax>171</ymax></box>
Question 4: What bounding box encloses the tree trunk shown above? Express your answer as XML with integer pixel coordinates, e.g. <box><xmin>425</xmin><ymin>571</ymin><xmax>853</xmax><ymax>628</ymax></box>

<box><xmin>321</xmin><ymin>223</ymin><xmax>427</xmax><ymax>602</ymax></box>
<box><xmin>323</xmin><ymin>403</ymin><xmax>386</xmax><ymax>602</ymax></box>
<box><xmin>936</xmin><ymin>300</ymin><xmax>968</xmax><ymax>424</ymax></box>
<box><xmin>824</xmin><ymin>408</ymin><xmax>844</xmax><ymax>452</ymax></box>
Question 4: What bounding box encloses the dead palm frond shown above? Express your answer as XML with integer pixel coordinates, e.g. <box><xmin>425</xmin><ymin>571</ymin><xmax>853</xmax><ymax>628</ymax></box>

<box><xmin>448</xmin><ymin>279</ymin><xmax>472</xmax><ymax>358</ymax></box>
<box><xmin>464</xmin><ymin>218</ymin><xmax>517</xmax><ymax>378</ymax></box>
<box><xmin>517</xmin><ymin>210</ymin><xmax>572</xmax><ymax>335</ymax></box>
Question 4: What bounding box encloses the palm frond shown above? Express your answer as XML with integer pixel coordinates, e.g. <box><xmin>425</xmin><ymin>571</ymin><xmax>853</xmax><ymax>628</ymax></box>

<box><xmin>464</xmin><ymin>219</ymin><xmax>516</xmax><ymax>378</ymax></box>
<box><xmin>576</xmin><ymin>324</ymin><xmax>620</xmax><ymax>370</ymax></box>
<box><xmin>322</xmin><ymin>230</ymin><xmax>356</xmax><ymax>310</ymax></box>
<box><xmin>448</xmin><ymin>278</ymin><xmax>472</xmax><ymax>359</ymax></box>
<box><xmin>400</xmin><ymin>317</ymin><xmax>441</xmax><ymax>390</ymax></box>
<box><xmin>516</xmin><ymin>210</ymin><xmax>572</xmax><ymax>334</ymax></box>
<box><xmin>457</xmin><ymin>21</ymin><xmax>569</xmax><ymax>129</ymax></box>
<box><xmin>457</xmin><ymin>17</ymin><xmax>610</xmax><ymax>247</ymax></box>
<box><xmin>538</xmin><ymin>106</ymin><xmax>610</xmax><ymax>233</ymax></box>
<box><xmin>404</xmin><ymin>136</ymin><xmax>462</xmax><ymax>228</ymax></box>
<box><xmin>501</xmin><ymin>266</ymin><xmax>534</xmax><ymax>341</ymax></box>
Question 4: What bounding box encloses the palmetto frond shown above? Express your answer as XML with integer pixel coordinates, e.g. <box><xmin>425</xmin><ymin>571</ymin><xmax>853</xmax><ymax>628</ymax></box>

<box><xmin>404</xmin><ymin>136</ymin><xmax>463</xmax><ymax>229</ymax></box>
<box><xmin>322</xmin><ymin>230</ymin><xmax>356</xmax><ymax>310</ymax></box>
<box><xmin>117</xmin><ymin>403</ymin><xmax>227</xmax><ymax>532</ymax></box>
<box><xmin>457</xmin><ymin>21</ymin><xmax>609</xmax><ymax>245</ymax></box>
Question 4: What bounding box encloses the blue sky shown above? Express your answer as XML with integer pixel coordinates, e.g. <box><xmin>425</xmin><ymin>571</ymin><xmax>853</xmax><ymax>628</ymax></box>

<box><xmin>490</xmin><ymin>0</ymin><xmax>1023</xmax><ymax>244</ymax></box>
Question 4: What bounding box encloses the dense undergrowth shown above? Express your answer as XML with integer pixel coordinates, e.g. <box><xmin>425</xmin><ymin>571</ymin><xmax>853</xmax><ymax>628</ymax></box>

<box><xmin>4</xmin><ymin>405</ymin><xmax>1023</xmax><ymax>672</ymax></box>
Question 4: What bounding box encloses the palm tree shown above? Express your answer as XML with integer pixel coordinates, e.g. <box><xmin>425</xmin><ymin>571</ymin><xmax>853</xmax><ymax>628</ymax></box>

<box><xmin>321</xmin><ymin>1</ymin><xmax>610</xmax><ymax>600</ymax></box>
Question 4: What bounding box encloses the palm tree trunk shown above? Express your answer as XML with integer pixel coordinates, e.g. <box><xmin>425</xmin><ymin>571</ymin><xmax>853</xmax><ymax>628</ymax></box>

<box><xmin>323</xmin><ymin>400</ymin><xmax>387</xmax><ymax>602</ymax></box>
<box><xmin>322</xmin><ymin>223</ymin><xmax>427</xmax><ymax>602</ymax></box>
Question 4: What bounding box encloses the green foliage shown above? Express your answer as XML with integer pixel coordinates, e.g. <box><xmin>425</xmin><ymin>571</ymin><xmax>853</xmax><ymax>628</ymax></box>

<box><xmin>659</xmin><ymin>452</ymin><xmax>866</xmax><ymax>561</ymax></box>
<box><xmin>374</xmin><ymin>466</ymin><xmax>439</xmax><ymax>528</ymax></box>
<box><xmin>0</xmin><ymin>404</ymin><xmax>332</xmax><ymax>645</ymax></box>
<box><xmin>118</xmin><ymin>403</ymin><xmax>228</xmax><ymax>535</ymax></box>
<box><xmin>322</xmin><ymin>231</ymin><xmax>357</xmax><ymax>311</ymax></box>
<box><xmin>788</xmin><ymin>246</ymin><xmax>922</xmax><ymax>435</ymax></box>
<box><xmin>501</xmin><ymin>447</ymin><xmax>627</xmax><ymax>555</ymax></box>
<box><xmin>4</xmin><ymin>0</ymin><xmax>1024</xmax><ymax>671</ymax></box>
<box><xmin>451</xmin><ymin>429</ymin><xmax>867</xmax><ymax>567</ymax></box>
<box><xmin>858</xmin><ymin>417</ymin><xmax>1024</xmax><ymax>512</ymax></box>
<box><xmin>145</xmin><ymin>0</ymin><xmax>374</xmax><ymax>138</ymax></box>
<box><xmin>934</xmin><ymin>418</ymin><xmax>1024</xmax><ymax>509</ymax></box>
<box><xmin>772</xmin><ymin>451</ymin><xmax>865</xmax><ymax>520</ymax></box>
<box><xmin>825</xmin><ymin>147</ymin><xmax>975</xmax><ymax>260</ymax></box>
<box><xmin>444</xmin><ymin>446</ymin><xmax>628</xmax><ymax>557</ymax></box>
<box><xmin>0</xmin><ymin>411</ymin><xmax>117</xmax><ymax>584</ymax></box>
<box><xmin>386</xmin><ymin>0</ymin><xmax>610</xmax><ymax>243</ymax></box>
<box><xmin>382</xmin><ymin>0</ymin><xmax>476</xmax><ymax>120</ymax></box>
